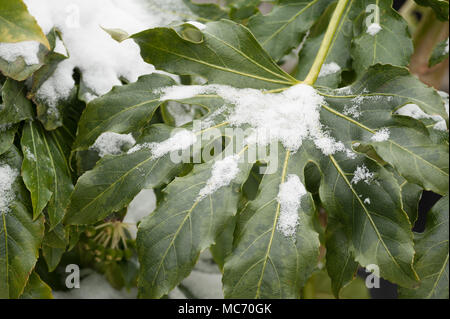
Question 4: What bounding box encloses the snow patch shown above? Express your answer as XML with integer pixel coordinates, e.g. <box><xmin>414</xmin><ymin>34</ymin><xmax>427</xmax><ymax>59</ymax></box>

<box><xmin>91</xmin><ymin>132</ymin><xmax>136</xmax><ymax>157</ymax></box>
<box><xmin>127</xmin><ymin>129</ymin><xmax>197</xmax><ymax>159</ymax></box>
<box><xmin>0</xmin><ymin>41</ymin><xmax>41</xmax><ymax>65</ymax></box>
<box><xmin>23</xmin><ymin>147</ymin><xmax>36</xmax><ymax>162</ymax></box>
<box><xmin>364</xmin><ymin>198</ymin><xmax>371</xmax><ymax>205</ymax></box>
<box><xmin>318</xmin><ymin>62</ymin><xmax>341</xmax><ymax>77</ymax></box>
<box><xmin>24</xmin><ymin>0</ymin><xmax>193</xmax><ymax>105</ymax></box>
<box><xmin>351</xmin><ymin>165</ymin><xmax>374</xmax><ymax>185</ymax></box>
<box><xmin>367</xmin><ymin>23</ymin><xmax>382</xmax><ymax>36</ymax></box>
<box><xmin>276</xmin><ymin>174</ymin><xmax>307</xmax><ymax>238</ymax></box>
<box><xmin>0</xmin><ymin>164</ymin><xmax>19</xmax><ymax>214</ymax></box>
<box><xmin>197</xmin><ymin>155</ymin><xmax>240</xmax><ymax>200</ymax></box>
<box><xmin>371</xmin><ymin>128</ymin><xmax>390</xmax><ymax>142</ymax></box>
<box><xmin>395</xmin><ymin>103</ymin><xmax>447</xmax><ymax>131</ymax></box>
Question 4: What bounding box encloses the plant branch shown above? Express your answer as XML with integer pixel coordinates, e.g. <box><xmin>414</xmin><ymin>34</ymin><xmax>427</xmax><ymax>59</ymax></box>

<box><xmin>303</xmin><ymin>0</ymin><xmax>349</xmax><ymax>85</ymax></box>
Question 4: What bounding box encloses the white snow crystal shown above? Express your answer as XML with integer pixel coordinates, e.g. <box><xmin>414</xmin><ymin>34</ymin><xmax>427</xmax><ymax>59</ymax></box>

<box><xmin>0</xmin><ymin>41</ymin><xmax>41</xmax><ymax>65</ymax></box>
<box><xmin>351</xmin><ymin>165</ymin><xmax>374</xmax><ymax>185</ymax></box>
<box><xmin>197</xmin><ymin>155</ymin><xmax>240</xmax><ymax>200</ymax></box>
<box><xmin>367</xmin><ymin>23</ymin><xmax>382</xmax><ymax>36</ymax></box>
<box><xmin>91</xmin><ymin>132</ymin><xmax>136</xmax><ymax>157</ymax></box>
<box><xmin>371</xmin><ymin>127</ymin><xmax>390</xmax><ymax>142</ymax></box>
<box><xmin>23</xmin><ymin>147</ymin><xmax>36</xmax><ymax>162</ymax></box>
<box><xmin>318</xmin><ymin>62</ymin><xmax>341</xmax><ymax>77</ymax></box>
<box><xmin>127</xmin><ymin>129</ymin><xmax>197</xmax><ymax>159</ymax></box>
<box><xmin>343</xmin><ymin>104</ymin><xmax>361</xmax><ymax>119</ymax></box>
<box><xmin>276</xmin><ymin>174</ymin><xmax>307</xmax><ymax>238</ymax></box>
<box><xmin>0</xmin><ymin>164</ymin><xmax>19</xmax><ymax>214</ymax></box>
<box><xmin>24</xmin><ymin>0</ymin><xmax>193</xmax><ymax>105</ymax></box>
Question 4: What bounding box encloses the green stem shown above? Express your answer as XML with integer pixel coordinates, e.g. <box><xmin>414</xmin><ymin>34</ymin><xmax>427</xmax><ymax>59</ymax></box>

<box><xmin>303</xmin><ymin>0</ymin><xmax>349</xmax><ymax>85</ymax></box>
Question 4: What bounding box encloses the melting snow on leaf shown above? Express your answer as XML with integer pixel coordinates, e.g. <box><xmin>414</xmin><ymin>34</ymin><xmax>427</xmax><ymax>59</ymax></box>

<box><xmin>276</xmin><ymin>174</ymin><xmax>307</xmax><ymax>238</ymax></box>
<box><xmin>91</xmin><ymin>132</ymin><xmax>136</xmax><ymax>157</ymax></box>
<box><xmin>0</xmin><ymin>164</ymin><xmax>19</xmax><ymax>214</ymax></box>
<box><xmin>197</xmin><ymin>155</ymin><xmax>240</xmax><ymax>201</ymax></box>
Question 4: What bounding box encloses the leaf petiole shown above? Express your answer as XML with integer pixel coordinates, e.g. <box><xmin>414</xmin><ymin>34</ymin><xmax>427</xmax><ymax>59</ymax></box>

<box><xmin>303</xmin><ymin>0</ymin><xmax>349</xmax><ymax>85</ymax></box>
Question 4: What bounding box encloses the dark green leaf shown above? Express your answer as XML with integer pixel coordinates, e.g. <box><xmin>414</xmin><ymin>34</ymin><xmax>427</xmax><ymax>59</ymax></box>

<box><xmin>19</xmin><ymin>272</ymin><xmax>53</xmax><ymax>299</ymax></box>
<box><xmin>325</xmin><ymin>218</ymin><xmax>359</xmax><ymax>298</ymax></box>
<box><xmin>73</xmin><ymin>74</ymin><xmax>176</xmax><ymax>152</ymax></box>
<box><xmin>351</xmin><ymin>0</ymin><xmax>413</xmax><ymax>76</ymax></box>
<box><xmin>138</xmin><ymin>152</ymin><xmax>252</xmax><ymax>298</ymax></box>
<box><xmin>0</xmin><ymin>78</ymin><xmax>33</xmax><ymax>126</ymax></box>
<box><xmin>399</xmin><ymin>196</ymin><xmax>449</xmax><ymax>299</ymax></box>
<box><xmin>0</xmin><ymin>146</ymin><xmax>45</xmax><ymax>298</ymax></box>
<box><xmin>21</xmin><ymin>121</ymin><xmax>74</xmax><ymax>225</ymax></box>
<box><xmin>223</xmin><ymin>148</ymin><xmax>320</xmax><ymax>298</ymax></box>
<box><xmin>248</xmin><ymin>0</ymin><xmax>333</xmax><ymax>61</ymax></box>
<box><xmin>132</xmin><ymin>20</ymin><xmax>297</xmax><ymax>90</ymax></box>
<box><xmin>65</xmin><ymin>124</ymin><xmax>186</xmax><ymax>225</ymax></box>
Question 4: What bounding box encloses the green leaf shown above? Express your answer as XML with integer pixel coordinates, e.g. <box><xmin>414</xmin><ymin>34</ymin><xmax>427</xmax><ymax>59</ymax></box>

<box><xmin>399</xmin><ymin>196</ymin><xmax>449</xmax><ymax>299</ymax></box>
<box><xmin>20</xmin><ymin>271</ymin><xmax>53</xmax><ymax>299</ymax></box>
<box><xmin>0</xmin><ymin>0</ymin><xmax>49</xmax><ymax>48</ymax></box>
<box><xmin>0</xmin><ymin>78</ymin><xmax>33</xmax><ymax>126</ymax></box>
<box><xmin>137</xmin><ymin>152</ymin><xmax>252</xmax><ymax>298</ymax></box>
<box><xmin>351</xmin><ymin>0</ymin><xmax>414</xmax><ymax>76</ymax></box>
<box><xmin>319</xmin><ymin>64</ymin><xmax>449</xmax><ymax>195</ymax></box>
<box><xmin>0</xmin><ymin>146</ymin><xmax>45</xmax><ymax>298</ymax></box>
<box><xmin>248</xmin><ymin>0</ymin><xmax>333</xmax><ymax>61</ymax></box>
<box><xmin>400</xmin><ymin>180</ymin><xmax>423</xmax><ymax>224</ymax></box>
<box><xmin>414</xmin><ymin>0</ymin><xmax>449</xmax><ymax>21</ymax></box>
<box><xmin>0</xmin><ymin>124</ymin><xmax>17</xmax><ymax>156</ymax></box>
<box><xmin>429</xmin><ymin>38</ymin><xmax>449</xmax><ymax>67</ymax></box>
<box><xmin>317</xmin><ymin>152</ymin><xmax>418</xmax><ymax>287</ymax></box>
<box><xmin>42</xmin><ymin>222</ymin><xmax>67</xmax><ymax>272</ymax></box>
<box><xmin>223</xmin><ymin>148</ymin><xmax>320</xmax><ymax>298</ymax></box>
<box><xmin>0</xmin><ymin>45</ymin><xmax>46</xmax><ymax>81</ymax></box>
<box><xmin>21</xmin><ymin>121</ymin><xmax>74</xmax><ymax>225</ymax></box>
<box><xmin>131</xmin><ymin>20</ymin><xmax>297</xmax><ymax>90</ymax></box>
<box><xmin>73</xmin><ymin>74</ymin><xmax>176</xmax><ymax>152</ymax></box>
<box><xmin>65</xmin><ymin>124</ymin><xmax>186</xmax><ymax>225</ymax></box>
<box><xmin>325</xmin><ymin>218</ymin><xmax>359</xmax><ymax>298</ymax></box>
